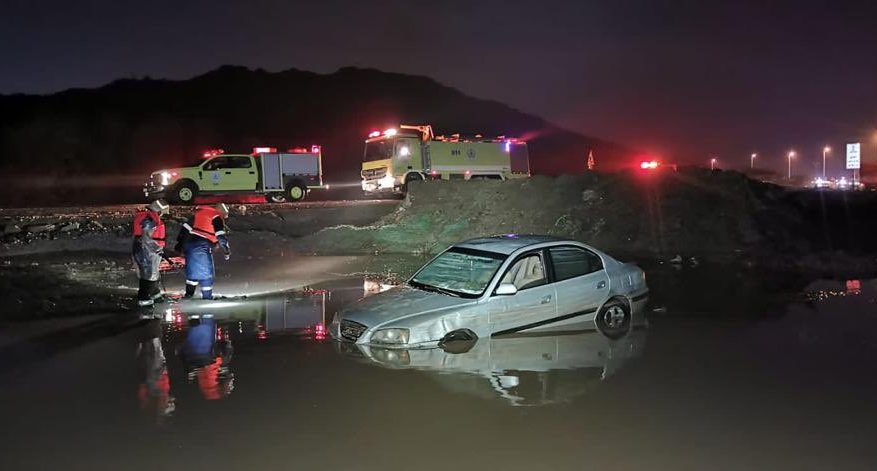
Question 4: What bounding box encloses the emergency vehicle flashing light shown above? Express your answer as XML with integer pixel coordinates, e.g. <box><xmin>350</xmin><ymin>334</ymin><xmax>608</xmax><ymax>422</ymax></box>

<box><xmin>203</xmin><ymin>149</ymin><xmax>225</xmax><ymax>158</ymax></box>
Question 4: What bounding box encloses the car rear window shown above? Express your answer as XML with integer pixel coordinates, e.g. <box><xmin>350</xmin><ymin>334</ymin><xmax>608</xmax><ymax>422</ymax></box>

<box><xmin>549</xmin><ymin>247</ymin><xmax>603</xmax><ymax>281</ymax></box>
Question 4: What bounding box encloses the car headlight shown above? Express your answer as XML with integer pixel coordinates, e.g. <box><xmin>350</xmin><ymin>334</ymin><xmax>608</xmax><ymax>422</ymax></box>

<box><xmin>370</xmin><ymin>328</ymin><xmax>409</xmax><ymax>345</ymax></box>
<box><xmin>160</xmin><ymin>171</ymin><xmax>172</xmax><ymax>185</ymax></box>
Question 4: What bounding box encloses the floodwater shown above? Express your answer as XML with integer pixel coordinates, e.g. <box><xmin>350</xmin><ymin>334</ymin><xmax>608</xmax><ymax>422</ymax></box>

<box><xmin>1</xmin><ymin>267</ymin><xmax>877</xmax><ymax>470</ymax></box>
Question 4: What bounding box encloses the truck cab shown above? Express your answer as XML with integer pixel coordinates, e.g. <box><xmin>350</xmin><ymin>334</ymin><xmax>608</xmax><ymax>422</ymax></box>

<box><xmin>362</xmin><ymin>129</ymin><xmax>425</xmax><ymax>193</ymax></box>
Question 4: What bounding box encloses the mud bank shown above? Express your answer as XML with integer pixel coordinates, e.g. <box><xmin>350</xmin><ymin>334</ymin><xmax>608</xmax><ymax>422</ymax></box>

<box><xmin>0</xmin><ymin>251</ymin><xmax>424</xmax><ymax>323</ymax></box>
<box><xmin>296</xmin><ymin>170</ymin><xmax>877</xmax><ymax>272</ymax></box>
<box><xmin>0</xmin><ymin>200</ymin><xmax>396</xmax><ymax>257</ymax></box>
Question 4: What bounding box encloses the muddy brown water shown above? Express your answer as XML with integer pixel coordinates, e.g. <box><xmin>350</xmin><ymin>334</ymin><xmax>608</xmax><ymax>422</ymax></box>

<box><xmin>1</xmin><ymin>267</ymin><xmax>876</xmax><ymax>470</ymax></box>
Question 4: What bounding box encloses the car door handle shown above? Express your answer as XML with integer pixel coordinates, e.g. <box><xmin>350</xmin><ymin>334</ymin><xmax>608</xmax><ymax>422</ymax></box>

<box><xmin>597</xmin><ymin>281</ymin><xmax>606</xmax><ymax>289</ymax></box>
<box><xmin>540</xmin><ymin>295</ymin><xmax>552</xmax><ymax>304</ymax></box>
<box><xmin>224</xmin><ymin>171</ymin><xmax>232</xmax><ymax>175</ymax></box>
<box><xmin>248</xmin><ymin>171</ymin><xmax>255</xmax><ymax>175</ymax></box>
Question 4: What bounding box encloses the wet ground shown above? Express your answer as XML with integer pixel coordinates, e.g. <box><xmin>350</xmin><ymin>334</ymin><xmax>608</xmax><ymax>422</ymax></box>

<box><xmin>1</xmin><ymin>266</ymin><xmax>877</xmax><ymax>470</ymax></box>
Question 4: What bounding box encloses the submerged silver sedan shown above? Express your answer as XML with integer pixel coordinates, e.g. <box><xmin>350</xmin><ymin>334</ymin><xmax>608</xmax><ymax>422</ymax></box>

<box><xmin>330</xmin><ymin>235</ymin><xmax>649</xmax><ymax>348</ymax></box>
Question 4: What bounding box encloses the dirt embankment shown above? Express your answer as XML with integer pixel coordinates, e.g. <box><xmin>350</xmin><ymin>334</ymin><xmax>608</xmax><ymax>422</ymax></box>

<box><xmin>296</xmin><ymin>169</ymin><xmax>877</xmax><ymax>272</ymax></box>
<box><xmin>0</xmin><ymin>201</ymin><xmax>397</xmax><ymax>257</ymax></box>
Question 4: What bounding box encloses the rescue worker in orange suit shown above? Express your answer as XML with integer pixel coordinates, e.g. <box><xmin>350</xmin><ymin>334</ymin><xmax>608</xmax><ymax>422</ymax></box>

<box><xmin>133</xmin><ymin>199</ymin><xmax>170</xmax><ymax>307</ymax></box>
<box><xmin>175</xmin><ymin>203</ymin><xmax>230</xmax><ymax>299</ymax></box>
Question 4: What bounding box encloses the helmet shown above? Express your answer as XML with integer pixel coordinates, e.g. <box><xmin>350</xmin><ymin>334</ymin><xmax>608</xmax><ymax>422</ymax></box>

<box><xmin>147</xmin><ymin>199</ymin><xmax>170</xmax><ymax>215</ymax></box>
<box><xmin>215</xmin><ymin>203</ymin><xmax>229</xmax><ymax>218</ymax></box>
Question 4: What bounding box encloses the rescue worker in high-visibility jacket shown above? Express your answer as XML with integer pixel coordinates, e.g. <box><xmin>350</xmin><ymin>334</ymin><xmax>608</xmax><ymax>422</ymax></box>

<box><xmin>176</xmin><ymin>203</ymin><xmax>230</xmax><ymax>299</ymax></box>
<box><xmin>133</xmin><ymin>199</ymin><xmax>169</xmax><ymax>307</ymax></box>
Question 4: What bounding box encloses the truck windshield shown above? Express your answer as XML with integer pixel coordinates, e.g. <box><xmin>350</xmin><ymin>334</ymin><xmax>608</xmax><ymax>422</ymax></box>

<box><xmin>184</xmin><ymin>158</ymin><xmax>208</xmax><ymax>167</ymax></box>
<box><xmin>410</xmin><ymin>248</ymin><xmax>506</xmax><ymax>298</ymax></box>
<box><xmin>363</xmin><ymin>139</ymin><xmax>395</xmax><ymax>162</ymax></box>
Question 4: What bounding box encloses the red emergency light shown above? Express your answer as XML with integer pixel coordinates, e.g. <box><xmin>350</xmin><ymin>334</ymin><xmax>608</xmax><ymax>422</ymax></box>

<box><xmin>311</xmin><ymin>145</ymin><xmax>321</xmax><ymax>153</ymax></box>
<box><xmin>288</xmin><ymin>147</ymin><xmax>309</xmax><ymax>153</ymax></box>
<box><xmin>368</xmin><ymin>130</ymin><xmax>381</xmax><ymax>138</ymax></box>
<box><xmin>202</xmin><ymin>149</ymin><xmax>225</xmax><ymax>158</ymax></box>
<box><xmin>640</xmin><ymin>160</ymin><xmax>660</xmax><ymax>170</ymax></box>
<box><xmin>253</xmin><ymin>147</ymin><xmax>277</xmax><ymax>154</ymax></box>
<box><xmin>846</xmin><ymin>279</ymin><xmax>861</xmax><ymax>294</ymax></box>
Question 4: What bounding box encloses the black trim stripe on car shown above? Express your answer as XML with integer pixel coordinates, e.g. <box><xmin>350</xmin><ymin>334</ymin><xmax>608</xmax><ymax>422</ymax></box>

<box><xmin>491</xmin><ymin>307</ymin><xmax>598</xmax><ymax>337</ymax></box>
<box><xmin>632</xmin><ymin>291</ymin><xmax>649</xmax><ymax>302</ymax></box>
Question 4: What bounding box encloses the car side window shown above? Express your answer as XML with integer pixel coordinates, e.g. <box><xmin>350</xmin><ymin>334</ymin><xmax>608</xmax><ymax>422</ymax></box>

<box><xmin>203</xmin><ymin>157</ymin><xmax>228</xmax><ymax>171</ymax></box>
<box><xmin>228</xmin><ymin>156</ymin><xmax>252</xmax><ymax>168</ymax></box>
<box><xmin>500</xmin><ymin>253</ymin><xmax>546</xmax><ymax>290</ymax></box>
<box><xmin>549</xmin><ymin>247</ymin><xmax>603</xmax><ymax>281</ymax></box>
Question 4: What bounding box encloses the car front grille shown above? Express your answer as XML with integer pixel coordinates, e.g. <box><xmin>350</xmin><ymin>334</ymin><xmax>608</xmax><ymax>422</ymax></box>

<box><xmin>340</xmin><ymin>320</ymin><xmax>367</xmax><ymax>341</ymax></box>
<box><xmin>361</xmin><ymin>167</ymin><xmax>387</xmax><ymax>180</ymax></box>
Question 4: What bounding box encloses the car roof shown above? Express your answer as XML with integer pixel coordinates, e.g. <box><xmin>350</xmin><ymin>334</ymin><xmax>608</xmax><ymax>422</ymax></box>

<box><xmin>453</xmin><ymin>235</ymin><xmax>571</xmax><ymax>255</ymax></box>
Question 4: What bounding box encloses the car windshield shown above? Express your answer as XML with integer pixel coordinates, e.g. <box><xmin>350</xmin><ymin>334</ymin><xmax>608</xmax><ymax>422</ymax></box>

<box><xmin>410</xmin><ymin>248</ymin><xmax>506</xmax><ymax>298</ymax></box>
<box><xmin>363</xmin><ymin>139</ymin><xmax>395</xmax><ymax>162</ymax></box>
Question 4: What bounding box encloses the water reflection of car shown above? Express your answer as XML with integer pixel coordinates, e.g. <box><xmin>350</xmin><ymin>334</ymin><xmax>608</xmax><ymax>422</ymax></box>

<box><xmin>346</xmin><ymin>329</ymin><xmax>645</xmax><ymax>406</ymax></box>
<box><xmin>331</xmin><ymin>235</ymin><xmax>648</xmax><ymax>348</ymax></box>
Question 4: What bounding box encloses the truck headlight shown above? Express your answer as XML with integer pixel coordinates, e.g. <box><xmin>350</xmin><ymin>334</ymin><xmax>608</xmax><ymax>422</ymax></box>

<box><xmin>378</xmin><ymin>175</ymin><xmax>395</xmax><ymax>189</ymax></box>
<box><xmin>160</xmin><ymin>171</ymin><xmax>172</xmax><ymax>185</ymax></box>
<box><xmin>370</xmin><ymin>328</ymin><xmax>409</xmax><ymax>345</ymax></box>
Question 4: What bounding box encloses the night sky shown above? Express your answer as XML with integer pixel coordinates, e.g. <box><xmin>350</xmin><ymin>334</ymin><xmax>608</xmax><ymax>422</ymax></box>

<box><xmin>3</xmin><ymin>0</ymin><xmax>876</xmax><ymax>176</ymax></box>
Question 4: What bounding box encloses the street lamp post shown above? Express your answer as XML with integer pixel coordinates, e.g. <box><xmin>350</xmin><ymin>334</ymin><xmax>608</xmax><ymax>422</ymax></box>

<box><xmin>787</xmin><ymin>150</ymin><xmax>795</xmax><ymax>181</ymax></box>
<box><xmin>822</xmin><ymin>146</ymin><xmax>830</xmax><ymax>179</ymax></box>
<box><xmin>751</xmin><ymin>153</ymin><xmax>757</xmax><ymax>169</ymax></box>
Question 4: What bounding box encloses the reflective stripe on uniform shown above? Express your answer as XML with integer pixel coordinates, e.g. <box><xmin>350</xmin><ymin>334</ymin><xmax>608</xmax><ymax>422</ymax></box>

<box><xmin>186</xmin><ymin>280</ymin><xmax>199</xmax><ymax>285</ymax></box>
<box><xmin>215</xmin><ymin>230</ymin><xmax>226</xmax><ymax>236</ymax></box>
<box><xmin>201</xmin><ymin>286</ymin><xmax>213</xmax><ymax>291</ymax></box>
<box><xmin>183</xmin><ymin>223</ymin><xmax>193</xmax><ymax>231</ymax></box>
<box><xmin>138</xmin><ymin>299</ymin><xmax>154</xmax><ymax>306</ymax></box>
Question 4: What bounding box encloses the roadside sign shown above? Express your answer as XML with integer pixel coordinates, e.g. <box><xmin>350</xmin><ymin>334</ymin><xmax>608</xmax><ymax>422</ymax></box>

<box><xmin>846</xmin><ymin>143</ymin><xmax>861</xmax><ymax>170</ymax></box>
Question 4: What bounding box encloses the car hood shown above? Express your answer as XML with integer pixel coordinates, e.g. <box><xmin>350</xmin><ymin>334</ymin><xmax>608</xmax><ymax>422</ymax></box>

<box><xmin>341</xmin><ymin>285</ymin><xmax>476</xmax><ymax>328</ymax></box>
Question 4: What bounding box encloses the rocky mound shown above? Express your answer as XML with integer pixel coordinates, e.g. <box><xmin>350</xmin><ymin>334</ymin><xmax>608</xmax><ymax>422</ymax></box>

<box><xmin>298</xmin><ymin>169</ymin><xmax>877</xmax><ymax>268</ymax></box>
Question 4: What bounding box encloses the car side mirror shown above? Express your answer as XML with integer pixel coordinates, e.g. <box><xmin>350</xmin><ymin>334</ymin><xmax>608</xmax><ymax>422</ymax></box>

<box><xmin>495</xmin><ymin>283</ymin><xmax>518</xmax><ymax>296</ymax></box>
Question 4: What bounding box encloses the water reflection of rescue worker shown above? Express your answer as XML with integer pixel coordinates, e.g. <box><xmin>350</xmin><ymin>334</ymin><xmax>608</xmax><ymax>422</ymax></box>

<box><xmin>133</xmin><ymin>199</ymin><xmax>170</xmax><ymax>307</ymax></box>
<box><xmin>135</xmin><ymin>319</ymin><xmax>175</xmax><ymax>423</ymax></box>
<box><xmin>175</xmin><ymin>203</ymin><xmax>231</xmax><ymax>300</ymax></box>
<box><xmin>179</xmin><ymin>316</ymin><xmax>235</xmax><ymax>400</ymax></box>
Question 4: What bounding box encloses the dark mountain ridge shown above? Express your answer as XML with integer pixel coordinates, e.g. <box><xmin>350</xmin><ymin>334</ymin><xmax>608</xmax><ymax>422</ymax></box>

<box><xmin>0</xmin><ymin>65</ymin><xmax>633</xmax><ymax>201</ymax></box>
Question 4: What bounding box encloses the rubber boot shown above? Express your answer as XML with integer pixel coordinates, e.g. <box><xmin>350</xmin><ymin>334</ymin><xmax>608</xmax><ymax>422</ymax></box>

<box><xmin>184</xmin><ymin>282</ymin><xmax>197</xmax><ymax>298</ymax></box>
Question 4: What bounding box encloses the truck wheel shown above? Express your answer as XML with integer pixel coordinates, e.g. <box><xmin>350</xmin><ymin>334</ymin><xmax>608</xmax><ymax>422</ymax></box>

<box><xmin>171</xmin><ymin>181</ymin><xmax>198</xmax><ymax>205</ymax></box>
<box><xmin>402</xmin><ymin>173</ymin><xmax>422</xmax><ymax>193</ymax></box>
<box><xmin>287</xmin><ymin>183</ymin><xmax>307</xmax><ymax>201</ymax></box>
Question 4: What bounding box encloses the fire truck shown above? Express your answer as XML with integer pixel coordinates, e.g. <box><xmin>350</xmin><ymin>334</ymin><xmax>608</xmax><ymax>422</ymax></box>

<box><xmin>144</xmin><ymin>147</ymin><xmax>327</xmax><ymax>204</ymax></box>
<box><xmin>361</xmin><ymin>125</ymin><xmax>530</xmax><ymax>194</ymax></box>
